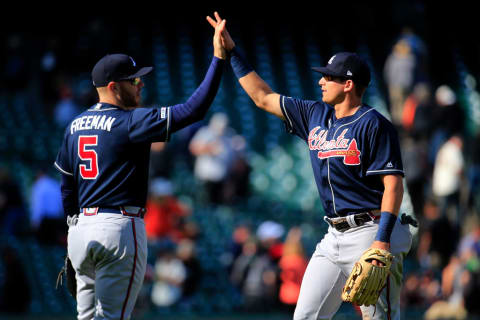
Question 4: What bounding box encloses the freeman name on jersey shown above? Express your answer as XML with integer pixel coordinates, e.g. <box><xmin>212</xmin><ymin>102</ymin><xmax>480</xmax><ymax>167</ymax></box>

<box><xmin>70</xmin><ymin>115</ymin><xmax>116</xmax><ymax>134</ymax></box>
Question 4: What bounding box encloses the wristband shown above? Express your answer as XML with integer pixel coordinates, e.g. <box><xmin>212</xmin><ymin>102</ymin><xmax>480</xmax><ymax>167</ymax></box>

<box><xmin>374</xmin><ymin>211</ymin><xmax>397</xmax><ymax>243</ymax></box>
<box><xmin>230</xmin><ymin>47</ymin><xmax>254</xmax><ymax>78</ymax></box>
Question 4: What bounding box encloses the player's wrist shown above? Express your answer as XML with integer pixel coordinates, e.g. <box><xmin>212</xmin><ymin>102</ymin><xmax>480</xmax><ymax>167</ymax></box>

<box><xmin>374</xmin><ymin>211</ymin><xmax>397</xmax><ymax>243</ymax></box>
<box><xmin>230</xmin><ymin>46</ymin><xmax>254</xmax><ymax>78</ymax></box>
<box><xmin>214</xmin><ymin>47</ymin><xmax>227</xmax><ymax>60</ymax></box>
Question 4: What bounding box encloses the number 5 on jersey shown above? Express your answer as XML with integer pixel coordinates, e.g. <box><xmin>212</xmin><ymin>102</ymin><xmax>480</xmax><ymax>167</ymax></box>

<box><xmin>78</xmin><ymin>135</ymin><xmax>99</xmax><ymax>179</ymax></box>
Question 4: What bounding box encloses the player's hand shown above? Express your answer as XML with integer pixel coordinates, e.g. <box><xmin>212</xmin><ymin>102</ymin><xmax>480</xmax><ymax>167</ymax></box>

<box><xmin>369</xmin><ymin>240</ymin><xmax>391</xmax><ymax>267</ymax></box>
<box><xmin>212</xmin><ymin>17</ymin><xmax>227</xmax><ymax>60</ymax></box>
<box><xmin>207</xmin><ymin>11</ymin><xmax>235</xmax><ymax>51</ymax></box>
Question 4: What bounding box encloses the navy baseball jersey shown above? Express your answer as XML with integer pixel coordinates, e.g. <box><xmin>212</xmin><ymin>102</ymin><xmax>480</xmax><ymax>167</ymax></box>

<box><xmin>54</xmin><ymin>102</ymin><xmax>172</xmax><ymax>208</ymax></box>
<box><xmin>279</xmin><ymin>96</ymin><xmax>404</xmax><ymax>217</ymax></box>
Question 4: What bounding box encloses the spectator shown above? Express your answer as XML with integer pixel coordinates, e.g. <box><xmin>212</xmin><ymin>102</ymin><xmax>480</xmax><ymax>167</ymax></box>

<box><xmin>222</xmin><ymin>223</ymin><xmax>253</xmax><ymax>272</ymax></box>
<box><xmin>229</xmin><ymin>223</ymin><xmax>281</xmax><ymax>313</ymax></box>
<box><xmin>456</xmin><ymin>216</ymin><xmax>480</xmax><ymax>316</ymax></box>
<box><xmin>402</xmin><ymin>82</ymin><xmax>433</xmax><ymax>139</ymax></box>
<box><xmin>176</xmin><ymin>239</ymin><xmax>201</xmax><ymax>300</ymax></box>
<box><xmin>149</xmin><ymin>142</ymin><xmax>174</xmax><ymax>180</ymax></box>
<box><xmin>402</xmin><ymin>269</ymin><xmax>442</xmax><ymax>310</ymax></box>
<box><xmin>29</xmin><ymin>170</ymin><xmax>66</xmax><ymax>245</ymax></box>
<box><xmin>221</xmin><ymin>135</ymin><xmax>251</xmax><ymax>204</ymax></box>
<box><xmin>256</xmin><ymin>220</ymin><xmax>285</xmax><ymax>263</ymax></box>
<box><xmin>402</xmin><ymin>273</ymin><xmax>425</xmax><ymax>307</ymax></box>
<box><xmin>53</xmin><ymin>84</ymin><xmax>81</xmax><ymax>129</ymax></box>
<box><xmin>424</xmin><ymin>255</ymin><xmax>468</xmax><ymax>320</ymax></box>
<box><xmin>151</xmin><ymin>245</ymin><xmax>186</xmax><ymax>308</ymax></box>
<box><xmin>435</xmin><ymin>85</ymin><xmax>464</xmax><ymax>137</ymax></box>
<box><xmin>416</xmin><ymin>198</ymin><xmax>460</xmax><ymax>270</ymax></box>
<box><xmin>278</xmin><ymin>227</ymin><xmax>308</xmax><ymax>313</ymax></box>
<box><xmin>230</xmin><ymin>237</ymin><xmax>258</xmax><ymax>292</ymax></box>
<box><xmin>144</xmin><ymin>178</ymin><xmax>191</xmax><ymax>245</ymax></box>
<box><xmin>432</xmin><ymin>135</ymin><xmax>465</xmax><ymax>223</ymax></box>
<box><xmin>39</xmin><ymin>37</ymin><xmax>60</xmax><ymax>105</ymax></box>
<box><xmin>401</xmin><ymin>136</ymin><xmax>429</xmax><ymax>216</ymax></box>
<box><xmin>463</xmin><ymin>257</ymin><xmax>480</xmax><ymax>317</ymax></box>
<box><xmin>242</xmin><ymin>221</ymin><xmax>285</xmax><ymax>311</ymax></box>
<box><xmin>428</xmin><ymin>85</ymin><xmax>464</xmax><ymax>167</ymax></box>
<box><xmin>467</xmin><ymin>132</ymin><xmax>480</xmax><ymax>212</ymax></box>
<box><xmin>242</xmin><ymin>242</ymin><xmax>279</xmax><ymax>312</ymax></box>
<box><xmin>397</xmin><ymin>27</ymin><xmax>429</xmax><ymax>83</ymax></box>
<box><xmin>384</xmin><ymin>39</ymin><xmax>416</xmax><ymax>126</ymax></box>
<box><xmin>189</xmin><ymin>112</ymin><xmax>237</xmax><ymax>204</ymax></box>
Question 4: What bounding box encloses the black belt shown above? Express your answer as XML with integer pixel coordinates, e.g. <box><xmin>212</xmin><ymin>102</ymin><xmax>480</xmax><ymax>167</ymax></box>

<box><xmin>80</xmin><ymin>206</ymin><xmax>146</xmax><ymax>218</ymax></box>
<box><xmin>325</xmin><ymin>212</ymin><xmax>379</xmax><ymax>232</ymax></box>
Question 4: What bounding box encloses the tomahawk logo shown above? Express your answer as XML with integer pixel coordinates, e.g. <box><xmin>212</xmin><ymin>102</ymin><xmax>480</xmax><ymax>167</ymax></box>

<box><xmin>308</xmin><ymin>127</ymin><xmax>361</xmax><ymax>165</ymax></box>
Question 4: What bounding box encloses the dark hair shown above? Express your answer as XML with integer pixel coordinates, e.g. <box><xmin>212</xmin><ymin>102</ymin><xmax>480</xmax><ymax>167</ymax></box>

<box><xmin>354</xmin><ymin>81</ymin><xmax>368</xmax><ymax>97</ymax></box>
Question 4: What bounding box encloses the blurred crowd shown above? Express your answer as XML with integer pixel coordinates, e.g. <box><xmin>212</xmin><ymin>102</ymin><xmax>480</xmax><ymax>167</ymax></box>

<box><xmin>1</xmin><ymin>23</ymin><xmax>480</xmax><ymax>319</ymax></box>
<box><xmin>384</xmin><ymin>29</ymin><xmax>480</xmax><ymax>319</ymax></box>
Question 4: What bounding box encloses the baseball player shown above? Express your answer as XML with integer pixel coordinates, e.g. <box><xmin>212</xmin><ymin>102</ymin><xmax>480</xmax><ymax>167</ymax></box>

<box><xmin>207</xmin><ymin>12</ymin><xmax>413</xmax><ymax>320</ymax></box>
<box><xmin>54</xmin><ymin>19</ymin><xmax>228</xmax><ymax>319</ymax></box>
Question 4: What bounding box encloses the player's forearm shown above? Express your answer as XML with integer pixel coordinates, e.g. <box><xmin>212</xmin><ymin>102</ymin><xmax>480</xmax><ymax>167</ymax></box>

<box><xmin>61</xmin><ymin>174</ymin><xmax>79</xmax><ymax>217</ymax></box>
<box><xmin>170</xmin><ymin>57</ymin><xmax>225</xmax><ymax>132</ymax></box>
<box><xmin>380</xmin><ymin>175</ymin><xmax>403</xmax><ymax>216</ymax></box>
<box><xmin>239</xmin><ymin>72</ymin><xmax>274</xmax><ymax>108</ymax></box>
<box><xmin>374</xmin><ymin>175</ymin><xmax>403</xmax><ymax>245</ymax></box>
<box><xmin>231</xmin><ymin>48</ymin><xmax>284</xmax><ymax>119</ymax></box>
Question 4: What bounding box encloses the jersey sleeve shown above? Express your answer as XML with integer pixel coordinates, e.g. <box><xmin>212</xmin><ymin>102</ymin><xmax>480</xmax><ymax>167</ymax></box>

<box><xmin>54</xmin><ymin>129</ymin><xmax>74</xmax><ymax>176</ymax></box>
<box><xmin>128</xmin><ymin>106</ymin><xmax>171</xmax><ymax>143</ymax></box>
<box><xmin>365</xmin><ymin>117</ymin><xmax>404</xmax><ymax>176</ymax></box>
<box><xmin>279</xmin><ymin>95</ymin><xmax>318</xmax><ymax>141</ymax></box>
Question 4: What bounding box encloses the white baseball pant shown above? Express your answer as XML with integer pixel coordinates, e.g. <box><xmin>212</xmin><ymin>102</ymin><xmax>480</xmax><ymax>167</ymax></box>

<box><xmin>67</xmin><ymin>212</ymin><xmax>147</xmax><ymax>320</ymax></box>
<box><xmin>293</xmin><ymin>218</ymin><xmax>412</xmax><ymax>320</ymax></box>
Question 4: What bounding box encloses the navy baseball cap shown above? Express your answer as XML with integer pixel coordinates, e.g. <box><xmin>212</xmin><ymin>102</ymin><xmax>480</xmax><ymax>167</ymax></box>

<box><xmin>92</xmin><ymin>53</ymin><xmax>153</xmax><ymax>87</ymax></box>
<box><xmin>312</xmin><ymin>52</ymin><xmax>370</xmax><ymax>86</ymax></box>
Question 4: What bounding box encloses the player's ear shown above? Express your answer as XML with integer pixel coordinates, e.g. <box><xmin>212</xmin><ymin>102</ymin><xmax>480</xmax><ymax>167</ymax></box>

<box><xmin>344</xmin><ymin>79</ymin><xmax>354</xmax><ymax>93</ymax></box>
<box><xmin>107</xmin><ymin>81</ymin><xmax>118</xmax><ymax>92</ymax></box>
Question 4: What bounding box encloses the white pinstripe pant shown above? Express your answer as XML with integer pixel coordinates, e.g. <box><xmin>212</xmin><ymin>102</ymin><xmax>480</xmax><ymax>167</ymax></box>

<box><xmin>67</xmin><ymin>213</ymin><xmax>147</xmax><ymax>320</ymax></box>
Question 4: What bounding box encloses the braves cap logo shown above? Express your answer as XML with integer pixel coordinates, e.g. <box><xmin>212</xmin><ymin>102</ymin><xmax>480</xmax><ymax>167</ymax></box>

<box><xmin>129</xmin><ymin>57</ymin><xmax>136</xmax><ymax>67</ymax></box>
<box><xmin>328</xmin><ymin>55</ymin><xmax>336</xmax><ymax>64</ymax></box>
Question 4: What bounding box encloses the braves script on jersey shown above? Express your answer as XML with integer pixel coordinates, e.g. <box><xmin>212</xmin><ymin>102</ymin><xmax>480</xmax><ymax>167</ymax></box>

<box><xmin>54</xmin><ymin>102</ymin><xmax>172</xmax><ymax>207</ymax></box>
<box><xmin>279</xmin><ymin>95</ymin><xmax>404</xmax><ymax>217</ymax></box>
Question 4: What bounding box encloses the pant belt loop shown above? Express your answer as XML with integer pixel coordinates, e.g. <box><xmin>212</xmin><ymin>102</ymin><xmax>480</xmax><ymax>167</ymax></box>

<box><xmin>345</xmin><ymin>215</ymin><xmax>357</xmax><ymax>228</ymax></box>
<box><xmin>323</xmin><ymin>216</ymin><xmax>333</xmax><ymax>228</ymax></box>
<box><xmin>83</xmin><ymin>207</ymin><xmax>99</xmax><ymax>216</ymax></box>
<box><xmin>368</xmin><ymin>211</ymin><xmax>379</xmax><ymax>221</ymax></box>
<box><xmin>120</xmin><ymin>206</ymin><xmax>145</xmax><ymax>218</ymax></box>
<box><xmin>67</xmin><ymin>215</ymin><xmax>79</xmax><ymax>227</ymax></box>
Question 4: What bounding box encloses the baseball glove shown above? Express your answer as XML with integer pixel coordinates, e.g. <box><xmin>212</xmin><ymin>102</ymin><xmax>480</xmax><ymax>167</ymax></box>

<box><xmin>56</xmin><ymin>255</ymin><xmax>77</xmax><ymax>299</ymax></box>
<box><xmin>341</xmin><ymin>248</ymin><xmax>393</xmax><ymax>306</ymax></box>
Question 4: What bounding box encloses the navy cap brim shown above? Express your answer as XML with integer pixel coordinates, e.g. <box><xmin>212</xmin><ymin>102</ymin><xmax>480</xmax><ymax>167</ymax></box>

<box><xmin>311</xmin><ymin>67</ymin><xmax>345</xmax><ymax>77</ymax></box>
<box><xmin>119</xmin><ymin>66</ymin><xmax>154</xmax><ymax>80</ymax></box>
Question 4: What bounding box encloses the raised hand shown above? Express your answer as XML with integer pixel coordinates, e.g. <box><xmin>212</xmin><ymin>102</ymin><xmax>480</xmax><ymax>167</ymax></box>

<box><xmin>212</xmin><ymin>18</ymin><xmax>227</xmax><ymax>59</ymax></box>
<box><xmin>207</xmin><ymin>11</ymin><xmax>235</xmax><ymax>51</ymax></box>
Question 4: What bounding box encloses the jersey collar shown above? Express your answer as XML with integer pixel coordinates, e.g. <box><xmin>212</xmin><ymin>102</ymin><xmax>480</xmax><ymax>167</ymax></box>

<box><xmin>88</xmin><ymin>103</ymin><xmax>120</xmax><ymax>111</ymax></box>
<box><xmin>332</xmin><ymin>104</ymin><xmax>371</xmax><ymax>123</ymax></box>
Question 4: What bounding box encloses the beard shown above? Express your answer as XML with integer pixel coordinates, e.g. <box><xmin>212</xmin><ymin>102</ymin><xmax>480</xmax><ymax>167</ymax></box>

<box><xmin>119</xmin><ymin>88</ymin><xmax>139</xmax><ymax>108</ymax></box>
